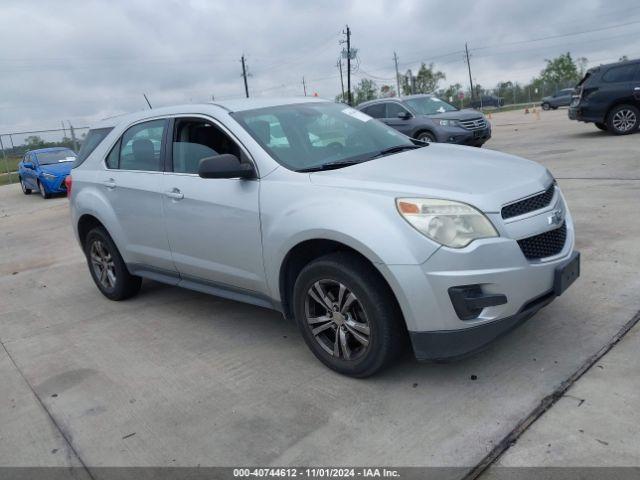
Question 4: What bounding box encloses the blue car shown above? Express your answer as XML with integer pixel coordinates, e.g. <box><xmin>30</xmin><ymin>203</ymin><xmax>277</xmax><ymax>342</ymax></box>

<box><xmin>18</xmin><ymin>147</ymin><xmax>77</xmax><ymax>199</ymax></box>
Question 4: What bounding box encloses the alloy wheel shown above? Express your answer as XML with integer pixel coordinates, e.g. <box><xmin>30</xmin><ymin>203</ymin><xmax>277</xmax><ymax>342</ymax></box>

<box><xmin>612</xmin><ymin>108</ymin><xmax>637</xmax><ymax>133</ymax></box>
<box><xmin>90</xmin><ymin>240</ymin><xmax>117</xmax><ymax>289</ymax></box>
<box><xmin>304</xmin><ymin>279</ymin><xmax>371</xmax><ymax>360</ymax></box>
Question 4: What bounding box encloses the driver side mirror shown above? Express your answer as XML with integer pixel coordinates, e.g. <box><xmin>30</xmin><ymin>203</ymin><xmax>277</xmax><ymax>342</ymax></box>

<box><xmin>397</xmin><ymin>111</ymin><xmax>412</xmax><ymax>120</ymax></box>
<box><xmin>198</xmin><ymin>154</ymin><xmax>255</xmax><ymax>179</ymax></box>
<box><xmin>23</xmin><ymin>161</ymin><xmax>34</xmax><ymax>169</ymax></box>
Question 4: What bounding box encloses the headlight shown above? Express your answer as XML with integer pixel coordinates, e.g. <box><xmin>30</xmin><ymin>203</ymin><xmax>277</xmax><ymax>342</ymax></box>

<box><xmin>41</xmin><ymin>173</ymin><xmax>57</xmax><ymax>181</ymax></box>
<box><xmin>435</xmin><ymin>119</ymin><xmax>457</xmax><ymax>127</ymax></box>
<box><xmin>396</xmin><ymin>198</ymin><xmax>498</xmax><ymax>248</ymax></box>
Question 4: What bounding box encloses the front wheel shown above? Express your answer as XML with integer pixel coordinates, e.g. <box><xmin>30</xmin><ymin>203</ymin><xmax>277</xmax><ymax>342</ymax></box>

<box><xmin>85</xmin><ymin>227</ymin><xmax>142</xmax><ymax>301</ymax></box>
<box><xmin>37</xmin><ymin>180</ymin><xmax>51</xmax><ymax>199</ymax></box>
<box><xmin>416</xmin><ymin>131</ymin><xmax>436</xmax><ymax>143</ymax></box>
<box><xmin>595</xmin><ymin>122</ymin><xmax>608</xmax><ymax>131</ymax></box>
<box><xmin>19</xmin><ymin>177</ymin><xmax>32</xmax><ymax>194</ymax></box>
<box><xmin>293</xmin><ymin>252</ymin><xmax>404</xmax><ymax>377</ymax></box>
<box><xmin>607</xmin><ymin>105</ymin><xmax>639</xmax><ymax>135</ymax></box>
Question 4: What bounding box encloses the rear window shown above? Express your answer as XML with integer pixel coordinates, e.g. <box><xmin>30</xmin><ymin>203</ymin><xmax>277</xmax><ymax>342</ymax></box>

<box><xmin>73</xmin><ymin>127</ymin><xmax>113</xmax><ymax>167</ymax></box>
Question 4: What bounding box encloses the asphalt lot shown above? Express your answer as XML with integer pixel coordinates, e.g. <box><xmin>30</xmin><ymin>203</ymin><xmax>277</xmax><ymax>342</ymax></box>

<box><xmin>0</xmin><ymin>108</ymin><xmax>638</xmax><ymax>474</ymax></box>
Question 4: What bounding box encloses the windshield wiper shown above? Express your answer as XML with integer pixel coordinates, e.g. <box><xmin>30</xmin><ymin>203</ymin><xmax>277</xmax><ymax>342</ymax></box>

<box><xmin>297</xmin><ymin>160</ymin><xmax>363</xmax><ymax>172</ymax></box>
<box><xmin>369</xmin><ymin>144</ymin><xmax>423</xmax><ymax>159</ymax></box>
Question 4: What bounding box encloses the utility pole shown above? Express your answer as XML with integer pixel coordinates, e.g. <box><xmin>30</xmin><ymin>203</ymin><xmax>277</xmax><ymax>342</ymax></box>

<box><xmin>61</xmin><ymin>121</ymin><xmax>67</xmax><ymax>139</ymax></box>
<box><xmin>337</xmin><ymin>59</ymin><xmax>345</xmax><ymax>100</ymax></box>
<box><xmin>302</xmin><ymin>76</ymin><xmax>307</xmax><ymax>96</ymax></box>
<box><xmin>344</xmin><ymin>25</ymin><xmax>352</xmax><ymax>105</ymax></box>
<box><xmin>241</xmin><ymin>54</ymin><xmax>249</xmax><ymax>98</ymax></box>
<box><xmin>68</xmin><ymin>121</ymin><xmax>79</xmax><ymax>153</ymax></box>
<box><xmin>393</xmin><ymin>51</ymin><xmax>401</xmax><ymax>97</ymax></box>
<box><xmin>465</xmin><ymin>42</ymin><xmax>475</xmax><ymax>102</ymax></box>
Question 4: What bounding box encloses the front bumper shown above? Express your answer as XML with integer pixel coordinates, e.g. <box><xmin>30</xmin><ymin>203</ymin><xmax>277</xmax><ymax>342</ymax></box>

<box><xmin>41</xmin><ymin>175</ymin><xmax>68</xmax><ymax>194</ymax></box>
<box><xmin>409</xmin><ymin>251</ymin><xmax>579</xmax><ymax>360</ymax></box>
<box><xmin>436</xmin><ymin>126</ymin><xmax>491</xmax><ymax>146</ymax></box>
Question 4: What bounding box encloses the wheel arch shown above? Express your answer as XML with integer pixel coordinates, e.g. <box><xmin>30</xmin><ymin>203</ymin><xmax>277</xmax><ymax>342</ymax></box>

<box><xmin>77</xmin><ymin>214</ymin><xmax>108</xmax><ymax>248</ymax></box>
<box><xmin>278</xmin><ymin>238</ymin><xmax>404</xmax><ymax>326</ymax></box>
<box><xmin>412</xmin><ymin>128</ymin><xmax>436</xmax><ymax>140</ymax></box>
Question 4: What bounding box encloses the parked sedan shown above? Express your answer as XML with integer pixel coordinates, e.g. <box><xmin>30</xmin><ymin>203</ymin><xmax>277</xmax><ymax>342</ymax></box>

<box><xmin>18</xmin><ymin>147</ymin><xmax>76</xmax><ymax>198</ymax></box>
<box><xmin>357</xmin><ymin>94</ymin><xmax>491</xmax><ymax>147</ymax></box>
<box><xmin>540</xmin><ymin>88</ymin><xmax>575</xmax><ymax>110</ymax></box>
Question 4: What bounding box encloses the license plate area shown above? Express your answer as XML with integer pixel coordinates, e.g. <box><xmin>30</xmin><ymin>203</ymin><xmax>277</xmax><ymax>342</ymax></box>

<box><xmin>554</xmin><ymin>251</ymin><xmax>580</xmax><ymax>296</ymax></box>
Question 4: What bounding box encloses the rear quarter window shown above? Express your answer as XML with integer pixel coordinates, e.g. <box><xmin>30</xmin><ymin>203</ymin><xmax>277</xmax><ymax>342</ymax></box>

<box><xmin>602</xmin><ymin>64</ymin><xmax>637</xmax><ymax>83</ymax></box>
<box><xmin>73</xmin><ymin>127</ymin><xmax>113</xmax><ymax>168</ymax></box>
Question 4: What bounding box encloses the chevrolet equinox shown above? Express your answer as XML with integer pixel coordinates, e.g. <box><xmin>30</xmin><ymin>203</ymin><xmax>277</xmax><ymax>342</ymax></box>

<box><xmin>68</xmin><ymin>98</ymin><xmax>580</xmax><ymax>377</ymax></box>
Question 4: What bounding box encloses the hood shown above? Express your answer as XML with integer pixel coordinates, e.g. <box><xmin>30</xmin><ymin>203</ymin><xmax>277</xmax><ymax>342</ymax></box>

<box><xmin>39</xmin><ymin>162</ymin><xmax>73</xmax><ymax>176</ymax></box>
<box><xmin>309</xmin><ymin>143</ymin><xmax>552</xmax><ymax>213</ymax></box>
<box><xmin>423</xmin><ymin>108</ymin><xmax>483</xmax><ymax>120</ymax></box>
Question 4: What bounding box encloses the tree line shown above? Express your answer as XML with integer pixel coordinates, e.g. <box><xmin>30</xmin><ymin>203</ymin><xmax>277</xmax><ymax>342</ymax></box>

<box><xmin>339</xmin><ymin>52</ymin><xmax>631</xmax><ymax>107</ymax></box>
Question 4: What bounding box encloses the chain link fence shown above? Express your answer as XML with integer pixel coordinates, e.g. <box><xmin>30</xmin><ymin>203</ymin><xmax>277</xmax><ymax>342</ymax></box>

<box><xmin>0</xmin><ymin>126</ymin><xmax>89</xmax><ymax>185</ymax></box>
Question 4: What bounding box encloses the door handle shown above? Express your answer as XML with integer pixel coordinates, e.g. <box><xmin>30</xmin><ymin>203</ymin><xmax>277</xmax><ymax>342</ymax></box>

<box><xmin>165</xmin><ymin>188</ymin><xmax>184</xmax><ymax>200</ymax></box>
<box><xmin>102</xmin><ymin>178</ymin><xmax>116</xmax><ymax>189</ymax></box>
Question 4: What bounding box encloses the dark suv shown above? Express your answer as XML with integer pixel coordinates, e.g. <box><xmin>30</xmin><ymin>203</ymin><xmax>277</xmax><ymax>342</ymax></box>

<box><xmin>357</xmin><ymin>95</ymin><xmax>491</xmax><ymax>147</ymax></box>
<box><xmin>569</xmin><ymin>58</ymin><xmax>640</xmax><ymax>134</ymax></box>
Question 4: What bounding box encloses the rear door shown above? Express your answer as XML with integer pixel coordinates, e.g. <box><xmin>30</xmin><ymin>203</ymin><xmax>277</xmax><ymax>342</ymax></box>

<box><xmin>633</xmin><ymin>63</ymin><xmax>640</xmax><ymax>101</ymax></box>
<box><xmin>593</xmin><ymin>63</ymin><xmax>638</xmax><ymax>111</ymax></box>
<box><xmin>101</xmin><ymin>118</ymin><xmax>176</xmax><ymax>273</ymax></box>
<box><xmin>161</xmin><ymin>116</ymin><xmax>265</xmax><ymax>294</ymax></box>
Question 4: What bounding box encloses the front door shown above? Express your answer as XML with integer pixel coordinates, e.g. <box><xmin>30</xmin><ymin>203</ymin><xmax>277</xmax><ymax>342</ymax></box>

<box><xmin>161</xmin><ymin>117</ymin><xmax>265</xmax><ymax>295</ymax></box>
<box><xmin>382</xmin><ymin>102</ymin><xmax>414</xmax><ymax>136</ymax></box>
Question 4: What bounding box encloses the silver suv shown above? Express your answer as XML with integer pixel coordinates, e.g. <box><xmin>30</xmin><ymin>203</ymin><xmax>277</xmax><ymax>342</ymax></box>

<box><xmin>69</xmin><ymin>98</ymin><xmax>580</xmax><ymax>377</ymax></box>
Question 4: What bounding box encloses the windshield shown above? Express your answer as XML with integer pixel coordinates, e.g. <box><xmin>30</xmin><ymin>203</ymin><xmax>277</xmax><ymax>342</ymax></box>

<box><xmin>232</xmin><ymin>102</ymin><xmax>415</xmax><ymax>172</ymax></box>
<box><xmin>404</xmin><ymin>96</ymin><xmax>458</xmax><ymax>115</ymax></box>
<box><xmin>35</xmin><ymin>150</ymin><xmax>76</xmax><ymax>165</ymax></box>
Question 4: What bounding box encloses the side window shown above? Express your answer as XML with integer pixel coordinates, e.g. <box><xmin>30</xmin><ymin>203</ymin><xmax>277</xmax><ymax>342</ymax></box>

<box><xmin>118</xmin><ymin>119</ymin><xmax>166</xmax><ymax>171</ymax></box>
<box><xmin>386</xmin><ymin>102</ymin><xmax>410</xmax><ymax>118</ymax></box>
<box><xmin>171</xmin><ymin>118</ymin><xmax>243</xmax><ymax>174</ymax></box>
<box><xmin>363</xmin><ymin>104</ymin><xmax>385</xmax><ymax>119</ymax></box>
<box><xmin>74</xmin><ymin>127</ymin><xmax>113</xmax><ymax>167</ymax></box>
<box><xmin>105</xmin><ymin>140</ymin><xmax>120</xmax><ymax>169</ymax></box>
<box><xmin>602</xmin><ymin>64</ymin><xmax>637</xmax><ymax>83</ymax></box>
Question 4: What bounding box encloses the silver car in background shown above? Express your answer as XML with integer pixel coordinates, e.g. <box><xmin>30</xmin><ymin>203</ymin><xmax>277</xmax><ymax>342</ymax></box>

<box><xmin>68</xmin><ymin>98</ymin><xmax>580</xmax><ymax>377</ymax></box>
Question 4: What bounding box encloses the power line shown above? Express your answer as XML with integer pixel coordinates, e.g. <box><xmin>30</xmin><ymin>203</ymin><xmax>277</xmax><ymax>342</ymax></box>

<box><xmin>471</xmin><ymin>19</ymin><xmax>640</xmax><ymax>51</ymax></box>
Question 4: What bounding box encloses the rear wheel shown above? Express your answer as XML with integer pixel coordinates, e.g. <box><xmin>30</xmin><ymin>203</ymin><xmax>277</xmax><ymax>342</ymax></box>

<box><xmin>416</xmin><ymin>131</ymin><xmax>436</xmax><ymax>143</ymax></box>
<box><xmin>19</xmin><ymin>177</ymin><xmax>32</xmax><ymax>194</ymax></box>
<box><xmin>85</xmin><ymin>227</ymin><xmax>141</xmax><ymax>301</ymax></box>
<box><xmin>607</xmin><ymin>105</ymin><xmax>639</xmax><ymax>135</ymax></box>
<box><xmin>37</xmin><ymin>180</ymin><xmax>51</xmax><ymax>199</ymax></box>
<box><xmin>293</xmin><ymin>252</ymin><xmax>404</xmax><ymax>377</ymax></box>
<box><xmin>595</xmin><ymin>122</ymin><xmax>608</xmax><ymax>131</ymax></box>
<box><xmin>541</xmin><ymin>103</ymin><xmax>550</xmax><ymax>111</ymax></box>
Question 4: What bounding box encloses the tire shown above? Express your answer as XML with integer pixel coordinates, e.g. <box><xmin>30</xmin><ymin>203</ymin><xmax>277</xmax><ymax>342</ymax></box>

<box><xmin>541</xmin><ymin>103</ymin><xmax>550</xmax><ymax>111</ymax></box>
<box><xmin>37</xmin><ymin>180</ymin><xmax>51</xmax><ymax>199</ymax></box>
<box><xmin>606</xmin><ymin>104</ymin><xmax>639</xmax><ymax>135</ymax></box>
<box><xmin>416</xmin><ymin>131</ymin><xmax>436</xmax><ymax>143</ymax></box>
<box><xmin>595</xmin><ymin>122</ymin><xmax>608</xmax><ymax>131</ymax></box>
<box><xmin>292</xmin><ymin>252</ymin><xmax>405</xmax><ymax>377</ymax></box>
<box><xmin>84</xmin><ymin>227</ymin><xmax>142</xmax><ymax>301</ymax></box>
<box><xmin>19</xmin><ymin>177</ymin><xmax>32</xmax><ymax>195</ymax></box>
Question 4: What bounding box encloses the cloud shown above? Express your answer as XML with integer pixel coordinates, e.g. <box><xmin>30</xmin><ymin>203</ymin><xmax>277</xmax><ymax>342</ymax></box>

<box><xmin>0</xmin><ymin>0</ymin><xmax>638</xmax><ymax>134</ymax></box>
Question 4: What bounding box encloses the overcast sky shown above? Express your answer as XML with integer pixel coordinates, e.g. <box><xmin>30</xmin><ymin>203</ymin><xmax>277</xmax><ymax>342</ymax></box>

<box><xmin>1</xmin><ymin>0</ymin><xmax>638</xmax><ymax>137</ymax></box>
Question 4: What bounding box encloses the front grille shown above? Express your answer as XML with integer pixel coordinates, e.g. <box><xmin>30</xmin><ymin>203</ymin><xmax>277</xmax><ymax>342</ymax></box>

<box><xmin>518</xmin><ymin>223</ymin><xmax>567</xmax><ymax>260</ymax></box>
<box><xmin>459</xmin><ymin>117</ymin><xmax>487</xmax><ymax>130</ymax></box>
<box><xmin>502</xmin><ymin>184</ymin><xmax>555</xmax><ymax>219</ymax></box>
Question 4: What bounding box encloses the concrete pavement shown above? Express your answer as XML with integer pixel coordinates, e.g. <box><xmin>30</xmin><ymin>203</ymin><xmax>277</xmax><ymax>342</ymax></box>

<box><xmin>0</xmin><ymin>109</ymin><xmax>638</xmax><ymax>473</ymax></box>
